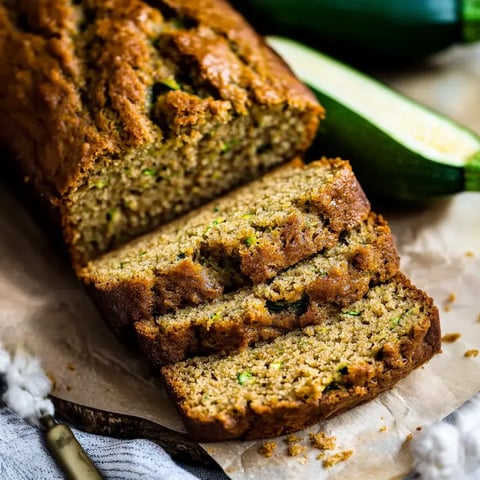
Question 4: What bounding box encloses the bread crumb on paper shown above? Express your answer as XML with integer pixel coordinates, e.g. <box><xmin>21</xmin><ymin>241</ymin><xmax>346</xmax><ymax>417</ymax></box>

<box><xmin>322</xmin><ymin>450</ymin><xmax>353</xmax><ymax>468</ymax></box>
<box><xmin>405</xmin><ymin>433</ymin><xmax>413</xmax><ymax>443</ymax></box>
<box><xmin>416</xmin><ymin>426</ymin><xmax>422</xmax><ymax>431</ymax></box>
<box><xmin>443</xmin><ymin>292</ymin><xmax>457</xmax><ymax>311</ymax></box>
<box><xmin>464</xmin><ymin>349</ymin><xmax>479</xmax><ymax>358</ymax></box>
<box><xmin>258</xmin><ymin>441</ymin><xmax>277</xmax><ymax>457</ymax></box>
<box><xmin>285</xmin><ymin>434</ymin><xmax>303</xmax><ymax>445</ymax></box>
<box><xmin>447</xmin><ymin>292</ymin><xmax>456</xmax><ymax>303</ymax></box>
<box><xmin>465</xmin><ymin>251</ymin><xmax>475</xmax><ymax>257</ymax></box>
<box><xmin>46</xmin><ymin>372</ymin><xmax>56</xmax><ymax>390</ymax></box>
<box><xmin>309</xmin><ymin>432</ymin><xmax>337</xmax><ymax>450</ymax></box>
<box><xmin>379</xmin><ymin>425</ymin><xmax>387</xmax><ymax>432</ymax></box>
<box><xmin>288</xmin><ymin>444</ymin><xmax>307</xmax><ymax>457</ymax></box>
<box><xmin>441</xmin><ymin>333</ymin><xmax>461</xmax><ymax>343</ymax></box>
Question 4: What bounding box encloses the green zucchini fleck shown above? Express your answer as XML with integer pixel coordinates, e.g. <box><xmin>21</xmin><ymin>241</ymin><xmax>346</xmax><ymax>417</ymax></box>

<box><xmin>244</xmin><ymin>235</ymin><xmax>257</xmax><ymax>247</ymax></box>
<box><xmin>106</xmin><ymin>208</ymin><xmax>121</xmax><ymax>222</ymax></box>
<box><xmin>390</xmin><ymin>313</ymin><xmax>404</xmax><ymax>329</ymax></box>
<box><xmin>237</xmin><ymin>371</ymin><xmax>253</xmax><ymax>385</ymax></box>
<box><xmin>221</xmin><ymin>139</ymin><xmax>239</xmax><ymax>153</ymax></box>
<box><xmin>142</xmin><ymin>168</ymin><xmax>157</xmax><ymax>177</ymax></box>
<box><xmin>93</xmin><ymin>179</ymin><xmax>108</xmax><ymax>189</ymax></box>
<box><xmin>159</xmin><ymin>78</ymin><xmax>181</xmax><ymax>91</ymax></box>
<box><xmin>342</xmin><ymin>310</ymin><xmax>361</xmax><ymax>316</ymax></box>
<box><xmin>266</xmin><ymin>295</ymin><xmax>309</xmax><ymax>316</ymax></box>
<box><xmin>323</xmin><ymin>381</ymin><xmax>341</xmax><ymax>392</ymax></box>
<box><xmin>269</xmin><ymin>361</ymin><xmax>284</xmax><ymax>370</ymax></box>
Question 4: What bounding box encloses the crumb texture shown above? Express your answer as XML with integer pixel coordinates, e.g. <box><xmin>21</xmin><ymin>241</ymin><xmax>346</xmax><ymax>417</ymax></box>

<box><xmin>161</xmin><ymin>273</ymin><xmax>441</xmax><ymax>441</ymax></box>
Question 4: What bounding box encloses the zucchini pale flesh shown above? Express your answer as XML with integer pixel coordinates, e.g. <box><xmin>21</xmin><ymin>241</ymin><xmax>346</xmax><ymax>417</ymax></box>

<box><xmin>235</xmin><ymin>0</ymin><xmax>480</xmax><ymax>61</ymax></box>
<box><xmin>267</xmin><ymin>36</ymin><xmax>480</xmax><ymax>201</ymax></box>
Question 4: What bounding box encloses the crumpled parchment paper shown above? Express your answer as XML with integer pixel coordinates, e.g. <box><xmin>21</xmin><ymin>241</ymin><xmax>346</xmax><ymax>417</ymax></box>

<box><xmin>0</xmin><ymin>43</ymin><xmax>479</xmax><ymax>479</ymax></box>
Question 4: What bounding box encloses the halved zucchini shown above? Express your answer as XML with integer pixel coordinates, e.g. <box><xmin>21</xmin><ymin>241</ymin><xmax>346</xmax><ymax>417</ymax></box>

<box><xmin>267</xmin><ymin>36</ymin><xmax>480</xmax><ymax>201</ymax></box>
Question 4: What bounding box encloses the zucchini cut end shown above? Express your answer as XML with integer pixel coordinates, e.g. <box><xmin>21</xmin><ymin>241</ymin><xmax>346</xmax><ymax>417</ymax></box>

<box><xmin>465</xmin><ymin>151</ymin><xmax>480</xmax><ymax>192</ymax></box>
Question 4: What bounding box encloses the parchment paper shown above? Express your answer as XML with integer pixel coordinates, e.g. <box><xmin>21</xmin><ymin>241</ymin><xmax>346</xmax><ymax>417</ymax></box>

<box><xmin>1</xmin><ymin>44</ymin><xmax>479</xmax><ymax>479</ymax></box>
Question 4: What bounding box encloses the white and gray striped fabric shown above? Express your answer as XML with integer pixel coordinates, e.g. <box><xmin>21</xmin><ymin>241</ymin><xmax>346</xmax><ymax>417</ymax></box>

<box><xmin>0</xmin><ymin>406</ymin><xmax>226</xmax><ymax>480</ymax></box>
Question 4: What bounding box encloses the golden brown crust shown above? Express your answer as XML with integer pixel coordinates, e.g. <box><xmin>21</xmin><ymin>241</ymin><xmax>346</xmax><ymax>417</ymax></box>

<box><xmin>161</xmin><ymin>273</ymin><xmax>441</xmax><ymax>441</ymax></box>
<box><xmin>86</xmin><ymin>278</ymin><xmax>154</xmax><ymax>337</ymax></box>
<box><xmin>0</xmin><ymin>0</ymin><xmax>323</xmax><ymax>267</ymax></box>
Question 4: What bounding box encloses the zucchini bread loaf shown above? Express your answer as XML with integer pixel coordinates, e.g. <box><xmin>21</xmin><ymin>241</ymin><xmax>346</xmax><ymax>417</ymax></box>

<box><xmin>81</xmin><ymin>158</ymin><xmax>370</xmax><ymax>334</ymax></box>
<box><xmin>0</xmin><ymin>0</ymin><xmax>322</xmax><ymax>268</ymax></box>
<box><xmin>135</xmin><ymin>212</ymin><xmax>400</xmax><ymax>365</ymax></box>
<box><xmin>161</xmin><ymin>273</ymin><xmax>441</xmax><ymax>441</ymax></box>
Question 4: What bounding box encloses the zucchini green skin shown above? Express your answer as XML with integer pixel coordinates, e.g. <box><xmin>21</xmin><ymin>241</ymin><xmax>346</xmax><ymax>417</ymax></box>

<box><xmin>233</xmin><ymin>0</ymin><xmax>475</xmax><ymax>60</ymax></box>
<box><xmin>305</xmin><ymin>92</ymin><xmax>466</xmax><ymax>201</ymax></box>
<box><xmin>266</xmin><ymin>36</ymin><xmax>480</xmax><ymax>201</ymax></box>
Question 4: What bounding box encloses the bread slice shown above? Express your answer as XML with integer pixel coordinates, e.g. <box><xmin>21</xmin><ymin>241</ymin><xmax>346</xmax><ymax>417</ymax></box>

<box><xmin>81</xmin><ymin>159</ymin><xmax>370</xmax><ymax>334</ymax></box>
<box><xmin>0</xmin><ymin>0</ymin><xmax>323</xmax><ymax>268</ymax></box>
<box><xmin>161</xmin><ymin>273</ymin><xmax>441</xmax><ymax>441</ymax></box>
<box><xmin>135</xmin><ymin>213</ymin><xmax>399</xmax><ymax>365</ymax></box>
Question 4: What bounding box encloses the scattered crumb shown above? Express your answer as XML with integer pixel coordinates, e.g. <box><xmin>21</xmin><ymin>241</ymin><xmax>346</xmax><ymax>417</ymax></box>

<box><xmin>416</xmin><ymin>426</ymin><xmax>422</xmax><ymax>432</ymax></box>
<box><xmin>206</xmin><ymin>447</ymin><xmax>216</xmax><ymax>454</ymax></box>
<box><xmin>441</xmin><ymin>333</ymin><xmax>461</xmax><ymax>343</ymax></box>
<box><xmin>316</xmin><ymin>452</ymin><xmax>326</xmax><ymax>460</ymax></box>
<box><xmin>66</xmin><ymin>385</ymin><xmax>72</xmax><ymax>392</ymax></box>
<box><xmin>310</xmin><ymin>432</ymin><xmax>337</xmax><ymax>450</ymax></box>
<box><xmin>464</xmin><ymin>349</ymin><xmax>479</xmax><ymax>358</ymax></box>
<box><xmin>447</xmin><ymin>292</ymin><xmax>456</xmax><ymax>303</ymax></box>
<box><xmin>322</xmin><ymin>450</ymin><xmax>353</xmax><ymax>468</ymax></box>
<box><xmin>443</xmin><ymin>292</ymin><xmax>457</xmax><ymax>312</ymax></box>
<box><xmin>67</xmin><ymin>362</ymin><xmax>76</xmax><ymax>372</ymax></box>
<box><xmin>379</xmin><ymin>425</ymin><xmax>387</xmax><ymax>433</ymax></box>
<box><xmin>285</xmin><ymin>434</ymin><xmax>303</xmax><ymax>445</ymax></box>
<box><xmin>402</xmin><ymin>433</ymin><xmax>414</xmax><ymax>448</ymax></box>
<box><xmin>46</xmin><ymin>372</ymin><xmax>56</xmax><ymax>390</ymax></box>
<box><xmin>288</xmin><ymin>444</ymin><xmax>307</xmax><ymax>457</ymax></box>
<box><xmin>466</xmin><ymin>251</ymin><xmax>475</xmax><ymax>257</ymax></box>
<box><xmin>258</xmin><ymin>441</ymin><xmax>277</xmax><ymax>458</ymax></box>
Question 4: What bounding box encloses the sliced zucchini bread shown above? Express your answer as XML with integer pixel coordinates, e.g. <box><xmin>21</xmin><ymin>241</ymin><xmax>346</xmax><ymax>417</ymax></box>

<box><xmin>161</xmin><ymin>273</ymin><xmax>441</xmax><ymax>441</ymax></box>
<box><xmin>81</xmin><ymin>158</ymin><xmax>370</xmax><ymax>334</ymax></box>
<box><xmin>135</xmin><ymin>212</ymin><xmax>399</xmax><ymax>365</ymax></box>
<box><xmin>0</xmin><ymin>0</ymin><xmax>323</xmax><ymax>268</ymax></box>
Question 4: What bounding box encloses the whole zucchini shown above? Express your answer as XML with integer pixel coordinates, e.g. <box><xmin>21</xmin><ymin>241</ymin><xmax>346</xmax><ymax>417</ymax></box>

<box><xmin>267</xmin><ymin>36</ymin><xmax>480</xmax><ymax>201</ymax></box>
<box><xmin>234</xmin><ymin>0</ymin><xmax>480</xmax><ymax>61</ymax></box>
